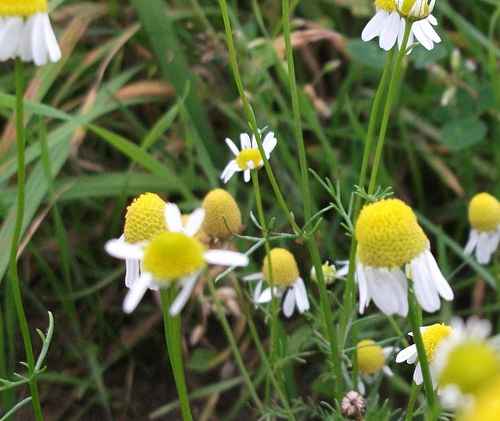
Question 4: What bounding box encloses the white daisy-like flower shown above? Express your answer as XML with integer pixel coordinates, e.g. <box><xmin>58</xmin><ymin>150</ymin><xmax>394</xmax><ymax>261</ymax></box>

<box><xmin>310</xmin><ymin>260</ymin><xmax>350</xmax><ymax>286</ymax></box>
<box><xmin>356</xmin><ymin>339</ymin><xmax>395</xmax><ymax>394</ymax></box>
<box><xmin>362</xmin><ymin>0</ymin><xmax>441</xmax><ymax>52</ymax></box>
<box><xmin>396</xmin><ymin>323</ymin><xmax>453</xmax><ymax>386</ymax></box>
<box><xmin>220</xmin><ymin>130</ymin><xmax>277</xmax><ymax>184</ymax></box>
<box><xmin>0</xmin><ymin>0</ymin><xmax>61</xmax><ymax>65</ymax></box>
<box><xmin>355</xmin><ymin>199</ymin><xmax>454</xmax><ymax>317</ymax></box>
<box><xmin>433</xmin><ymin>317</ymin><xmax>500</xmax><ymax>410</ymax></box>
<box><xmin>244</xmin><ymin>248</ymin><xmax>310</xmax><ymax>318</ymax></box>
<box><xmin>464</xmin><ymin>193</ymin><xmax>500</xmax><ymax>264</ymax></box>
<box><xmin>106</xmin><ymin>203</ymin><xmax>249</xmax><ymax>315</ymax></box>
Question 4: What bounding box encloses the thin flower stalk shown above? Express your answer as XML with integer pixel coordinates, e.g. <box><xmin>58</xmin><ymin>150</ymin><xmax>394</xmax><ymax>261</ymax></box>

<box><xmin>282</xmin><ymin>0</ymin><xmax>344</xmax><ymax>399</ymax></box>
<box><xmin>7</xmin><ymin>59</ymin><xmax>44</xmax><ymax>421</ymax></box>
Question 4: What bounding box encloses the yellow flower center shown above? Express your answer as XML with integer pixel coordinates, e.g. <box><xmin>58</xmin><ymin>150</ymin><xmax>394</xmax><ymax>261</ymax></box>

<box><xmin>468</xmin><ymin>193</ymin><xmax>500</xmax><ymax>232</ymax></box>
<box><xmin>375</xmin><ymin>0</ymin><xmax>396</xmax><ymax>12</ymax></box>
<box><xmin>143</xmin><ymin>232</ymin><xmax>206</xmax><ymax>282</ymax></box>
<box><xmin>357</xmin><ymin>339</ymin><xmax>385</xmax><ymax>375</ymax></box>
<box><xmin>262</xmin><ymin>248</ymin><xmax>300</xmax><ymax>287</ymax></box>
<box><xmin>202</xmin><ymin>189</ymin><xmax>242</xmax><ymax>239</ymax></box>
<box><xmin>421</xmin><ymin>324</ymin><xmax>453</xmax><ymax>362</ymax></box>
<box><xmin>236</xmin><ymin>148</ymin><xmax>262</xmax><ymax>170</ymax></box>
<box><xmin>458</xmin><ymin>376</ymin><xmax>500</xmax><ymax>421</ymax></box>
<box><xmin>0</xmin><ymin>0</ymin><xmax>47</xmax><ymax>16</ymax></box>
<box><xmin>439</xmin><ymin>341</ymin><xmax>500</xmax><ymax>395</ymax></box>
<box><xmin>124</xmin><ymin>193</ymin><xmax>167</xmax><ymax>244</ymax></box>
<box><xmin>355</xmin><ymin>199</ymin><xmax>429</xmax><ymax>268</ymax></box>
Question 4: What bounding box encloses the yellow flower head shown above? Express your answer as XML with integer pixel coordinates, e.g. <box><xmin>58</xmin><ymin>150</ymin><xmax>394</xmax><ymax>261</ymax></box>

<box><xmin>262</xmin><ymin>248</ymin><xmax>300</xmax><ymax>287</ymax></box>
<box><xmin>396</xmin><ymin>0</ymin><xmax>434</xmax><ymax>19</ymax></box>
<box><xmin>202</xmin><ymin>189</ymin><xmax>242</xmax><ymax>239</ymax></box>
<box><xmin>236</xmin><ymin>148</ymin><xmax>263</xmax><ymax>170</ymax></box>
<box><xmin>468</xmin><ymin>193</ymin><xmax>500</xmax><ymax>232</ymax></box>
<box><xmin>357</xmin><ymin>339</ymin><xmax>385</xmax><ymax>375</ymax></box>
<box><xmin>422</xmin><ymin>324</ymin><xmax>453</xmax><ymax>362</ymax></box>
<box><xmin>458</xmin><ymin>376</ymin><xmax>500</xmax><ymax>421</ymax></box>
<box><xmin>143</xmin><ymin>232</ymin><xmax>206</xmax><ymax>282</ymax></box>
<box><xmin>375</xmin><ymin>0</ymin><xmax>397</xmax><ymax>12</ymax></box>
<box><xmin>0</xmin><ymin>0</ymin><xmax>47</xmax><ymax>16</ymax></box>
<box><xmin>124</xmin><ymin>193</ymin><xmax>167</xmax><ymax>244</ymax></box>
<box><xmin>439</xmin><ymin>341</ymin><xmax>500</xmax><ymax>396</ymax></box>
<box><xmin>356</xmin><ymin>199</ymin><xmax>429</xmax><ymax>268</ymax></box>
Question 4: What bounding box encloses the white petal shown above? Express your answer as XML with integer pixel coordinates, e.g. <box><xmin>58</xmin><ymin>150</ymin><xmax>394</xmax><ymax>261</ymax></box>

<box><xmin>420</xmin><ymin>18</ymin><xmax>441</xmax><ymax>43</ymax></box>
<box><xmin>105</xmin><ymin>237</ymin><xmax>144</xmax><ymax>260</ymax></box>
<box><xmin>411</xmin><ymin>254</ymin><xmax>441</xmax><ymax>313</ymax></box>
<box><xmin>243</xmin><ymin>170</ymin><xmax>251</xmax><ymax>183</ymax></box>
<box><xmin>125</xmin><ymin>258</ymin><xmax>141</xmax><ymax>288</ymax></box>
<box><xmin>225</xmin><ymin>138</ymin><xmax>239</xmax><ymax>155</ymax></box>
<box><xmin>380</xmin><ymin>12</ymin><xmax>401</xmax><ymax>51</ymax></box>
<box><xmin>413</xmin><ymin>363</ymin><xmax>423</xmax><ymax>385</ymax></box>
<box><xmin>169</xmin><ymin>274</ymin><xmax>199</xmax><ymax>316</ymax></box>
<box><xmin>0</xmin><ymin>17</ymin><xmax>23</xmax><ymax>61</ymax></box>
<box><xmin>165</xmin><ymin>203</ymin><xmax>183</xmax><ymax>232</ymax></box>
<box><xmin>412</xmin><ymin>21</ymin><xmax>434</xmax><ymax>50</ymax></box>
<box><xmin>383</xmin><ymin>366</ymin><xmax>394</xmax><ymax>377</ymax></box>
<box><xmin>257</xmin><ymin>288</ymin><xmax>273</xmax><ymax>304</ymax></box>
<box><xmin>283</xmin><ymin>288</ymin><xmax>296</xmax><ymax>318</ymax></box>
<box><xmin>185</xmin><ymin>208</ymin><xmax>205</xmax><ymax>237</ymax></box>
<box><xmin>123</xmin><ymin>273</ymin><xmax>153</xmax><ymax>313</ymax></box>
<box><xmin>396</xmin><ymin>344</ymin><xmax>417</xmax><ymax>363</ymax></box>
<box><xmin>294</xmin><ymin>278</ymin><xmax>310</xmax><ymax>313</ymax></box>
<box><xmin>356</xmin><ymin>262</ymin><xmax>370</xmax><ymax>314</ymax></box>
<box><xmin>18</xmin><ymin>16</ymin><xmax>34</xmax><ymax>62</ymax></box>
<box><xmin>361</xmin><ymin>10</ymin><xmax>387</xmax><ymax>41</ymax></box>
<box><xmin>253</xmin><ymin>280</ymin><xmax>263</xmax><ymax>303</ymax></box>
<box><xmin>464</xmin><ymin>230</ymin><xmax>479</xmax><ymax>255</ymax></box>
<box><xmin>424</xmin><ymin>251</ymin><xmax>454</xmax><ymax>301</ymax></box>
<box><xmin>204</xmin><ymin>250</ymin><xmax>249</xmax><ymax>267</ymax></box>
<box><xmin>262</xmin><ymin>131</ymin><xmax>277</xmax><ymax>158</ymax></box>
<box><xmin>221</xmin><ymin>160</ymin><xmax>240</xmax><ymax>184</ymax></box>
<box><xmin>37</xmin><ymin>13</ymin><xmax>61</xmax><ymax>64</ymax></box>
<box><xmin>243</xmin><ymin>272</ymin><xmax>264</xmax><ymax>282</ymax></box>
<box><xmin>240</xmin><ymin>133</ymin><xmax>251</xmax><ymax>149</ymax></box>
<box><xmin>251</xmin><ymin>135</ymin><xmax>258</xmax><ymax>149</ymax></box>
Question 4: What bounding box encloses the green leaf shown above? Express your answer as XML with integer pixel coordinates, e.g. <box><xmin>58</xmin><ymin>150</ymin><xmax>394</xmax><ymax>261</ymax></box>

<box><xmin>440</xmin><ymin>117</ymin><xmax>487</xmax><ymax>150</ymax></box>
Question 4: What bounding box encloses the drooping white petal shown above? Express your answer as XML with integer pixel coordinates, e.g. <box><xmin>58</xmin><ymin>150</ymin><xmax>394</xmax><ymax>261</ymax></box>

<box><xmin>464</xmin><ymin>229</ymin><xmax>479</xmax><ymax>255</ymax></box>
<box><xmin>125</xmin><ymin>258</ymin><xmax>141</xmax><ymax>288</ymax></box>
<box><xmin>225</xmin><ymin>138</ymin><xmax>240</xmax><ymax>156</ymax></box>
<box><xmin>383</xmin><ymin>366</ymin><xmax>394</xmax><ymax>377</ymax></box>
<box><xmin>356</xmin><ymin>262</ymin><xmax>370</xmax><ymax>314</ymax></box>
<box><xmin>251</xmin><ymin>135</ymin><xmax>258</xmax><ymax>149</ymax></box>
<box><xmin>243</xmin><ymin>169</ymin><xmax>251</xmax><ymax>183</ymax></box>
<box><xmin>253</xmin><ymin>280</ymin><xmax>263</xmax><ymax>303</ymax></box>
<box><xmin>39</xmin><ymin>13</ymin><xmax>61</xmax><ymax>64</ymax></box>
<box><xmin>424</xmin><ymin>250</ymin><xmax>454</xmax><ymax>301</ymax></box>
<box><xmin>419</xmin><ymin>18</ymin><xmax>441</xmax><ymax>44</ymax></box>
<box><xmin>0</xmin><ymin>17</ymin><xmax>23</xmax><ymax>61</ymax></box>
<box><xmin>165</xmin><ymin>203</ymin><xmax>183</xmax><ymax>232</ymax></box>
<box><xmin>204</xmin><ymin>250</ymin><xmax>249</xmax><ymax>267</ymax></box>
<box><xmin>380</xmin><ymin>12</ymin><xmax>401</xmax><ymax>51</ymax></box>
<box><xmin>413</xmin><ymin>363</ymin><xmax>423</xmax><ymax>385</ymax></box>
<box><xmin>105</xmin><ymin>237</ymin><xmax>144</xmax><ymax>260</ymax></box>
<box><xmin>221</xmin><ymin>160</ymin><xmax>240</xmax><ymax>184</ymax></box>
<box><xmin>283</xmin><ymin>288</ymin><xmax>296</xmax><ymax>318</ymax></box>
<box><xmin>123</xmin><ymin>273</ymin><xmax>153</xmax><ymax>313</ymax></box>
<box><xmin>294</xmin><ymin>278</ymin><xmax>310</xmax><ymax>313</ymax></box>
<box><xmin>243</xmin><ymin>272</ymin><xmax>264</xmax><ymax>282</ymax></box>
<box><xmin>396</xmin><ymin>344</ymin><xmax>417</xmax><ymax>363</ymax></box>
<box><xmin>169</xmin><ymin>273</ymin><xmax>199</xmax><ymax>316</ymax></box>
<box><xmin>257</xmin><ymin>287</ymin><xmax>273</xmax><ymax>304</ymax></box>
<box><xmin>361</xmin><ymin>10</ymin><xmax>387</xmax><ymax>42</ymax></box>
<box><xmin>412</xmin><ymin>21</ymin><xmax>433</xmax><ymax>50</ymax></box>
<box><xmin>18</xmin><ymin>16</ymin><xmax>34</xmax><ymax>62</ymax></box>
<box><xmin>185</xmin><ymin>208</ymin><xmax>205</xmax><ymax>237</ymax></box>
<box><xmin>411</xmin><ymin>253</ymin><xmax>441</xmax><ymax>313</ymax></box>
<box><xmin>262</xmin><ymin>131</ymin><xmax>277</xmax><ymax>158</ymax></box>
<box><xmin>387</xmin><ymin>268</ymin><xmax>409</xmax><ymax>317</ymax></box>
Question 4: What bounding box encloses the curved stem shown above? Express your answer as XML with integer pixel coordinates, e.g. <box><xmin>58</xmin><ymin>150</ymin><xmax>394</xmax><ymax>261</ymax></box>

<box><xmin>408</xmin><ymin>290</ymin><xmax>437</xmax><ymax>418</ymax></box>
<box><xmin>159</xmin><ymin>288</ymin><xmax>193</xmax><ymax>421</ymax></box>
<box><xmin>206</xmin><ymin>278</ymin><xmax>264</xmax><ymax>411</ymax></box>
<box><xmin>367</xmin><ymin>21</ymin><xmax>412</xmax><ymax>195</ymax></box>
<box><xmin>7</xmin><ymin>59</ymin><xmax>44</xmax><ymax>421</ymax></box>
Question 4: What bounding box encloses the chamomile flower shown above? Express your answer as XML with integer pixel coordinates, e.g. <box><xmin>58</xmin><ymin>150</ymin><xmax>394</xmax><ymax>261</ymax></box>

<box><xmin>310</xmin><ymin>260</ymin><xmax>349</xmax><ymax>286</ymax></box>
<box><xmin>244</xmin><ymin>248</ymin><xmax>310</xmax><ymax>318</ymax></box>
<box><xmin>396</xmin><ymin>323</ymin><xmax>453</xmax><ymax>386</ymax></box>
<box><xmin>201</xmin><ymin>189</ymin><xmax>242</xmax><ymax>240</ymax></box>
<box><xmin>356</xmin><ymin>339</ymin><xmax>395</xmax><ymax>394</ymax></box>
<box><xmin>355</xmin><ymin>199</ymin><xmax>454</xmax><ymax>316</ymax></box>
<box><xmin>464</xmin><ymin>193</ymin><xmax>500</xmax><ymax>264</ymax></box>
<box><xmin>433</xmin><ymin>317</ymin><xmax>500</xmax><ymax>410</ymax></box>
<box><xmin>221</xmin><ymin>130</ymin><xmax>277</xmax><ymax>183</ymax></box>
<box><xmin>396</xmin><ymin>0</ymin><xmax>435</xmax><ymax>20</ymax></box>
<box><xmin>0</xmin><ymin>0</ymin><xmax>61</xmax><ymax>65</ymax></box>
<box><xmin>106</xmin><ymin>203</ymin><xmax>249</xmax><ymax>315</ymax></box>
<box><xmin>106</xmin><ymin>193</ymin><xmax>168</xmax><ymax>289</ymax></box>
<box><xmin>362</xmin><ymin>0</ymin><xmax>440</xmax><ymax>52</ymax></box>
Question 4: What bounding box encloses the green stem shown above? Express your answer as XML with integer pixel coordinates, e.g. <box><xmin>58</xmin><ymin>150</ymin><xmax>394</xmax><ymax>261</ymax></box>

<box><xmin>281</xmin><ymin>0</ymin><xmax>343</xmax><ymax>399</ymax></box>
<box><xmin>404</xmin><ymin>383</ymin><xmax>422</xmax><ymax>421</ymax></box>
<box><xmin>159</xmin><ymin>288</ymin><xmax>193</xmax><ymax>421</ymax></box>
<box><xmin>408</xmin><ymin>290</ymin><xmax>437</xmax><ymax>418</ymax></box>
<box><xmin>367</xmin><ymin>20</ymin><xmax>412</xmax><ymax>195</ymax></box>
<box><xmin>217</xmin><ymin>0</ymin><xmax>300</xmax><ymax>234</ymax></box>
<box><xmin>206</xmin><ymin>278</ymin><xmax>264</xmax><ymax>411</ymax></box>
<box><xmin>232</xmin><ymin>280</ymin><xmax>296</xmax><ymax>420</ymax></box>
<box><xmin>7</xmin><ymin>59</ymin><xmax>44</xmax><ymax>421</ymax></box>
